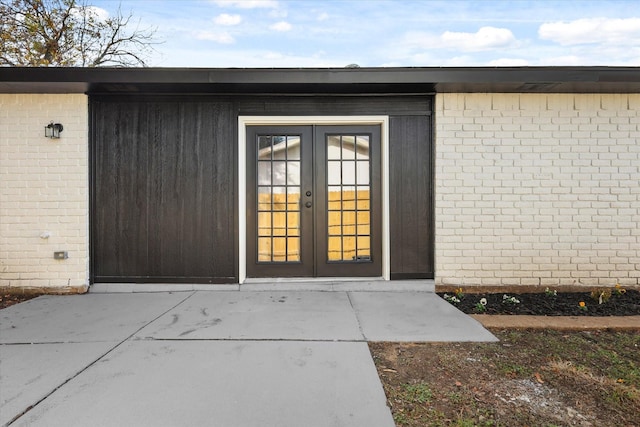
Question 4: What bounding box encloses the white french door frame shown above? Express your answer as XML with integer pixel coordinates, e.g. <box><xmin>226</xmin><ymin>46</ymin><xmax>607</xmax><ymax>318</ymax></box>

<box><xmin>238</xmin><ymin>116</ymin><xmax>390</xmax><ymax>284</ymax></box>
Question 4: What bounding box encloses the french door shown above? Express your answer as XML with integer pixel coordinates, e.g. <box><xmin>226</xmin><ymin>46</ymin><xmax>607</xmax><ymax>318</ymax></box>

<box><xmin>246</xmin><ymin>125</ymin><xmax>381</xmax><ymax>278</ymax></box>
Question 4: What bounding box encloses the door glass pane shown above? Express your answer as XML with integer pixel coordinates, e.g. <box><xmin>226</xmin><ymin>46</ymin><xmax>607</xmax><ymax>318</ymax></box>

<box><xmin>341</xmin><ymin>136</ymin><xmax>356</xmax><ymax>159</ymax></box>
<box><xmin>256</xmin><ymin>134</ymin><xmax>301</xmax><ymax>263</ymax></box>
<box><xmin>328</xmin><ymin>211</ymin><xmax>341</xmax><ymax>236</ymax></box>
<box><xmin>327</xmin><ymin>136</ymin><xmax>341</xmax><ymax>160</ymax></box>
<box><xmin>327</xmin><ymin>186</ymin><xmax>341</xmax><ymax>210</ymax></box>
<box><xmin>258</xmin><ymin>238</ymin><xmax>271</xmax><ymax>262</ymax></box>
<box><xmin>327</xmin><ymin>237</ymin><xmax>342</xmax><ymax>261</ymax></box>
<box><xmin>342</xmin><ymin>161</ymin><xmax>356</xmax><ymax>185</ymax></box>
<box><xmin>356</xmin><ymin>161</ymin><xmax>369</xmax><ymax>185</ymax></box>
<box><xmin>356</xmin><ymin>186</ymin><xmax>370</xmax><ymax>209</ymax></box>
<box><xmin>325</xmin><ymin>134</ymin><xmax>372</xmax><ymax>262</ymax></box>
<box><xmin>288</xmin><ymin>161</ymin><xmax>300</xmax><ymax>185</ymax></box>
<box><xmin>327</xmin><ymin>161</ymin><xmax>341</xmax><ymax>185</ymax></box>
<box><xmin>356</xmin><ymin>136</ymin><xmax>369</xmax><ymax>159</ymax></box>
<box><xmin>257</xmin><ymin>162</ymin><xmax>271</xmax><ymax>186</ymax></box>
<box><xmin>257</xmin><ymin>212</ymin><xmax>271</xmax><ymax>236</ymax></box>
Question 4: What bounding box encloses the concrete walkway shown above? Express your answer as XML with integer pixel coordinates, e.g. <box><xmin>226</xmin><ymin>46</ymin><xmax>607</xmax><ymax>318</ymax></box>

<box><xmin>0</xmin><ymin>289</ymin><xmax>496</xmax><ymax>427</ymax></box>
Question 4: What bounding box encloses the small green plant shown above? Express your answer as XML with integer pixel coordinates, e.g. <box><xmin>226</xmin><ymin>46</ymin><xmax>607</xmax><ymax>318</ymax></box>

<box><xmin>443</xmin><ymin>293</ymin><xmax>461</xmax><ymax>304</ymax></box>
<box><xmin>474</xmin><ymin>297</ymin><xmax>487</xmax><ymax>313</ymax></box>
<box><xmin>614</xmin><ymin>283</ymin><xmax>626</xmax><ymax>295</ymax></box>
<box><xmin>591</xmin><ymin>288</ymin><xmax>612</xmax><ymax>304</ymax></box>
<box><xmin>496</xmin><ymin>360</ymin><xmax>531</xmax><ymax>377</ymax></box>
<box><xmin>454</xmin><ymin>419</ymin><xmax>477</xmax><ymax>427</ymax></box>
<box><xmin>447</xmin><ymin>391</ymin><xmax>464</xmax><ymax>404</ymax></box>
<box><xmin>393</xmin><ymin>412</ymin><xmax>410</xmax><ymax>425</ymax></box>
<box><xmin>502</xmin><ymin>294</ymin><xmax>520</xmax><ymax>304</ymax></box>
<box><xmin>545</xmin><ymin>287</ymin><xmax>557</xmax><ymax>297</ymax></box>
<box><xmin>578</xmin><ymin>301</ymin><xmax>588</xmax><ymax>311</ymax></box>
<box><xmin>402</xmin><ymin>382</ymin><xmax>433</xmax><ymax>404</ymax></box>
<box><xmin>454</xmin><ymin>287</ymin><xmax>465</xmax><ymax>299</ymax></box>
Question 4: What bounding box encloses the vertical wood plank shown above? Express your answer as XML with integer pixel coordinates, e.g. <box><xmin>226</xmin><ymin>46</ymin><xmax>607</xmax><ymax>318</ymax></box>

<box><xmin>92</xmin><ymin>97</ymin><xmax>236</xmax><ymax>283</ymax></box>
<box><xmin>389</xmin><ymin>115</ymin><xmax>434</xmax><ymax>278</ymax></box>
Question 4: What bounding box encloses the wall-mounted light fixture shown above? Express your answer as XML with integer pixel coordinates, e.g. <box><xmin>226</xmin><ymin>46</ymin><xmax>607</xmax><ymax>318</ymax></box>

<box><xmin>45</xmin><ymin>122</ymin><xmax>63</xmax><ymax>139</ymax></box>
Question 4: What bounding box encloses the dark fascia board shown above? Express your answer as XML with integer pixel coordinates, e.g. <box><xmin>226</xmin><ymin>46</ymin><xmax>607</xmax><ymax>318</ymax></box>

<box><xmin>0</xmin><ymin>66</ymin><xmax>639</xmax><ymax>94</ymax></box>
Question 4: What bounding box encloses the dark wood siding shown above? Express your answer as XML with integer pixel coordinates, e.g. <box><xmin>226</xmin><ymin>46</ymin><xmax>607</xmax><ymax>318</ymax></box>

<box><xmin>91</xmin><ymin>98</ymin><xmax>236</xmax><ymax>283</ymax></box>
<box><xmin>389</xmin><ymin>116</ymin><xmax>434</xmax><ymax>279</ymax></box>
<box><xmin>237</xmin><ymin>96</ymin><xmax>430</xmax><ymax>116</ymax></box>
<box><xmin>91</xmin><ymin>94</ymin><xmax>433</xmax><ymax>283</ymax></box>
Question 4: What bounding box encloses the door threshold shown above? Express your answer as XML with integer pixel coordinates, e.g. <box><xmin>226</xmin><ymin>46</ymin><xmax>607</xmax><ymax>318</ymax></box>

<box><xmin>242</xmin><ymin>277</ymin><xmax>383</xmax><ymax>284</ymax></box>
<box><xmin>240</xmin><ymin>278</ymin><xmax>434</xmax><ymax>292</ymax></box>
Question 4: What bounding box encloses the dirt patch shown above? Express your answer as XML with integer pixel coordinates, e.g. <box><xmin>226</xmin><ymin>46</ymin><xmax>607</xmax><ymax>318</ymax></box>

<box><xmin>0</xmin><ymin>293</ymin><xmax>40</xmax><ymax>309</ymax></box>
<box><xmin>439</xmin><ymin>289</ymin><xmax>639</xmax><ymax>316</ymax></box>
<box><xmin>371</xmin><ymin>329</ymin><xmax>640</xmax><ymax>426</ymax></box>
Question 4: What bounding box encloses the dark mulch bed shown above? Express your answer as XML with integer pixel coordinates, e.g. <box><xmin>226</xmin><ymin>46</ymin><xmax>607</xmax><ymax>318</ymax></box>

<box><xmin>0</xmin><ymin>293</ymin><xmax>40</xmax><ymax>310</ymax></box>
<box><xmin>438</xmin><ymin>289</ymin><xmax>640</xmax><ymax>316</ymax></box>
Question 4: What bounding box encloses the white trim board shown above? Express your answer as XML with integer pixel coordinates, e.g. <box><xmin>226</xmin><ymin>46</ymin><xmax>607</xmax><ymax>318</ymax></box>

<box><xmin>238</xmin><ymin>116</ymin><xmax>390</xmax><ymax>284</ymax></box>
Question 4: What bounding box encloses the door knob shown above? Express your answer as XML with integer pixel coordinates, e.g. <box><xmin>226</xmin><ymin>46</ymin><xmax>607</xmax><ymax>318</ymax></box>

<box><xmin>305</xmin><ymin>201</ymin><xmax>312</xmax><ymax>208</ymax></box>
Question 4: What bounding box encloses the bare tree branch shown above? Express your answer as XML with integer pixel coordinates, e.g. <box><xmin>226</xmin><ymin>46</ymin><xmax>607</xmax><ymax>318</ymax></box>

<box><xmin>0</xmin><ymin>0</ymin><xmax>160</xmax><ymax>67</ymax></box>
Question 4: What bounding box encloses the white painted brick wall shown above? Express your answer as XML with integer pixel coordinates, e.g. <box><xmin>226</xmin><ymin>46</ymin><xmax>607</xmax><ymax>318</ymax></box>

<box><xmin>0</xmin><ymin>94</ymin><xmax>89</xmax><ymax>292</ymax></box>
<box><xmin>435</xmin><ymin>93</ymin><xmax>640</xmax><ymax>288</ymax></box>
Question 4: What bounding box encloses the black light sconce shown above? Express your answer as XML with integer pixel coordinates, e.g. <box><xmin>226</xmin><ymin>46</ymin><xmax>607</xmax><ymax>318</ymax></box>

<box><xmin>45</xmin><ymin>122</ymin><xmax>63</xmax><ymax>139</ymax></box>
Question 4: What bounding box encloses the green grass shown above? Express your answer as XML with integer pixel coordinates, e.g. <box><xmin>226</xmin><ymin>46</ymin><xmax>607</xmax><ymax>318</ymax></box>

<box><xmin>401</xmin><ymin>382</ymin><xmax>433</xmax><ymax>404</ymax></box>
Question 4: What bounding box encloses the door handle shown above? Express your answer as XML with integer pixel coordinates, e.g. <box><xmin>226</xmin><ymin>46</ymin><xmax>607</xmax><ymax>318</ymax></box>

<box><xmin>305</xmin><ymin>201</ymin><xmax>312</xmax><ymax>208</ymax></box>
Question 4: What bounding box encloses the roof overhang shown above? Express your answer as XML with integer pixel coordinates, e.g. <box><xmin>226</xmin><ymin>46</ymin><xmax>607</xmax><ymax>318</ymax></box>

<box><xmin>0</xmin><ymin>66</ymin><xmax>639</xmax><ymax>94</ymax></box>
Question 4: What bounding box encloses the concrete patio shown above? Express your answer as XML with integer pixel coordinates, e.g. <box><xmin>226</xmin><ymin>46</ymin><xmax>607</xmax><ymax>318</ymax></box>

<box><xmin>1</xmin><ymin>286</ymin><xmax>496</xmax><ymax>427</ymax></box>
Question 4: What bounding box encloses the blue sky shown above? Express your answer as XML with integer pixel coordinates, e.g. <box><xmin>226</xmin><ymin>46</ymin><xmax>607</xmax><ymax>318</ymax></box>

<box><xmin>90</xmin><ymin>0</ymin><xmax>640</xmax><ymax>67</ymax></box>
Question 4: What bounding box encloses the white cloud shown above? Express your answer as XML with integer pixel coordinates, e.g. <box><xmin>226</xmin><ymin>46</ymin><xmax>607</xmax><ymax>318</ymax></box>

<box><xmin>269</xmin><ymin>21</ymin><xmax>292</xmax><ymax>32</ymax></box>
<box><xmin>71</xmin><ymin>5</ymin><xmax>109</xmax><ymax>22</ymax></box>
<box><xmin>317</xmin><ymin>12</ymin><xmax>329</xmax><ymax>21</ymax></box>
<box><xmin>214</xmin><ymin>13</ymin><xmax>242</xmax><ymax>26</ymax></box>
<box><xmin>86</xmin><ymin>6</ymin><xmax>110</xmax><ymax>21</ymax></box>
<box><xmin>269</xmin><ymin>9</ymin><xmax>288</xmax><ymax>18</ymax></box>
<box><xmin>441</xmin><ymin>26</ymin><xmax>517</xmax><ymax>51</ymax></box>
<box><xmin>193</xmin><ymin>30</ymin><xmax>235</xmax><ymax>44</ymax></box>
<box><xmin>154</xmin><ymin>47</ymin><xmax>344</xmax><ymax>68</ymax></box>
<box><xmin>213</xmin><ymin>0</ymin><xmax>278</xmax><ymax>9</ymax></box>
<box><xmin>539</xmin><ymin>17</ymin><xmax>640</xmax><ymax>45</ymax></box>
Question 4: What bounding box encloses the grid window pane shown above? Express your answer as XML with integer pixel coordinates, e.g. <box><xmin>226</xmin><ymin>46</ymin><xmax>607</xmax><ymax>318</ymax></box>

<box><xmin>342</xmin><ymin>236</ymin><xmax>356</xmax><ymax>259</ymax></box>
<box><xmin>256</xmin><ymin>134</ymin><xmax>302</xmax><ymax>264</ymax></box>
<box><xmin>357</xmin><ymin>236</ymin><xmax>370</xmax><ymax>258</ymax></box>
<box><xmin>342</xmin><ymin>136</ymin><xmax>356</xmax><ymax>159</ymax></box>
<box><xmin>272</xmin><ymin>237</ymin><xmax>286</xmax><ymax>261</ymax></box>
<box><xmin>325</xmin><ymin>134</ymin><xmax>372</xmax><ymax>263</ymax></box>
<box><xmin>356</xmin><ymin>161</ymin><xmax>369</xmax><ymax>185</ymax></box>
<box><xmin>258</xmin><ymin>162</ymin><xmax>271</xmax><ymax>186</ymax></box>
<box><xmin>327</xmin><ymin>237</ymin><xmax>342</xmax><ymax>261</ymax></box>
<box><xmin>328</xmin><ymin>211</ymin><xmax>341</xmax><ymax>236</ymax></box>
<box><xmin>342</xmin><ymin>161</ymin><xmax>356</xmax><ymax>185</ymax></box>
<box><xmin>327</xmin><ymin>161</ymin><xmax>341</xmax><ymax>185</ymax></box>
<box><xmin>287</xmin><ymin>237</ymin><xmax>300</xmax><ymax>261</ymax></box>
<box><xmin>356</xmin><ymin>136</ymin><xmax>369</xmax><ymax>160</ymax></box>
<box><xmin>287</xmin><ymin>212</ymin><xmax>300</xmax><ymax>236</ymax></box>
<box><xmin>328</xmin><ymin>187</ymin><xmax>341</xmax><ymax>210</ymax></box>
<box><xmin>356</xmin><ymin>187</ymin><xmax>370</xmax><ymax>210</ymax></box>
<box><xmin>287</xmin><ymin>136</ymin><xmax>300</xmax><ymax>160</ymax></box>
<box><xmin>342</xmin><ymin>211</ymin><xmax>356</xmax><ymax>235</ymax></box>
<box><xmin>257</xmin><ymin>212</ymin><xmax>271</xmax><ymax>237</ymax></box>
<box><xmin>258</xmin><ymin>238</ymin><xmax>272</xmax><ymax>262</ymax></box>
<box><xmin>327</xmin><ymin>136</ymin><xmax>341</xmax><ymax>160</ymax></box>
